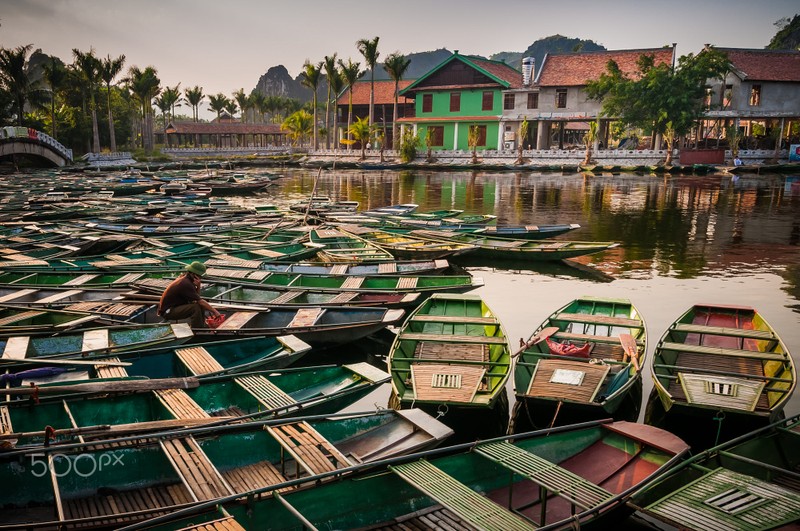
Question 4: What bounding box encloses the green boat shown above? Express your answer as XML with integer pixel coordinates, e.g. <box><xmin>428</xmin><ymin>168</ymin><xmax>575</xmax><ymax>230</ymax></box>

<box><xmin>389</xmin><ymin>228</ymin><xmax>620</xmax><ymax>261</ymax></box>
<box><xmin>388</xmin><ymin>293</ymin><xmax>511</xmax><ymax>440</ymax></box>
<box><xmin>309</xmin><ymin>227</ymin><xmax>395</xmax><ymax>263</ymax></box>
<box><xmin>0</xmin><ymin>407</ymin><xmax>453</xmax><ymax>529</ymax></box>
<box><xmin>631</xmin><ymin>414</ymin><xmax>800</xmax><ymax>531</ymax></box>
<box><xmin>0</xmin><ymin>305</ymin><xmax>102</xmax><ymax>336</ymax></box>
<box><xmin>645</xmin><ymin>303</ymin><xmax>795</xmax><ymax>450</ymax></box>
<box><xmin>510</xmin><ymin>296</ymin><xmax>646</xmax><ymax>432</ymax></box>
<box><xmin>130</xmin><ymin>419</ymin><xmax>689</xmax><ymax>531</ymax></box>
<box><xmin>337</xmin><ymin>223</ymin><xmax>477</xmax><ymax>260</ymax></box>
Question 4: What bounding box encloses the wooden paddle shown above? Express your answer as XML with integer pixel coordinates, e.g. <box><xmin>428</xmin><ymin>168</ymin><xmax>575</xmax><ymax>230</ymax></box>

<box><xmin>513</xmin><ymin>326</ymin><xmax>560</xmax><ymax>357</ymax></box>
<box><xmin>0</xmin><ymin>358</ymin><xmax>131</xmax><ymax>367</ymax></box>
<box><xmin>619</xmin><ymin>333</ymin><xmax>640</xmax><ymax>371</ymax></box>
<box><xmin>0</xmin><ymin>377</ymin><xmax>198</xmax><ymax>396</ymax></box>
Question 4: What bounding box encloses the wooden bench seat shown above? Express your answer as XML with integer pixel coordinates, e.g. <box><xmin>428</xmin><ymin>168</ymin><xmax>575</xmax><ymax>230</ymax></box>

<box><xmin>390</xmin><ymin>459</ymin><xmax>534</xmax><ymax>531</ymax></box>
<box><xmin>155</xmin><ymin>389</ymin><xmax>210</xmax><ymax>420</ymax></box>
<box><xmin>235</xmin><ymin>374</ymin><xmax>296</xmax><ymax>411</ymax></box>
<box><xmin>267</xmin><ymin>291</ymin><xmax>302</xmax><ymax>304</ymax></box>
<box><xmin>175</xmin><ymin>516</ymin><xmax>246</xmax><ymax>531</ymax></box>
<box><xmin>476</xmin><ymin>441</ymin><xmax>614</xmax><ymax>511</ymax></box>
<box><xmin>63</xmin><ymin>483</ymin><xmax>193</xmax><ymax>522</ymax></box>
<box><xmin>396</xmin><ymin>277</ymin><xmax>418</xmax><ymax>289</ymax></box>
<box><xmin>111</xmin><ymin>272</ymin><xmax>146</xmax><ymax>285</ymax></box>
<box><xmin>175</xmin><ymin>346</ymin><xmax>225</xmax><ymax>375</ymax></box>
<box><xmin>215</xmin><ymin>311</ymin><xmax>258</xmax><ymax>331</ymax></box>
<box><xmin>411</xmin><ymin>363</ymin><xmax>486</xmax><ymax>403</ymax></box>
<box><xmin>377</xmin><ymin>262</ymin><xmax>397</xmax><ymax>273</ymax></box>
<box><xmin>288</xmin><ymin>308</ymin><xmax>323</xmax><ymax>328</ymax></box>
<box><xmin>82</xmin><ymin>328</ymin><xmax>110</xmax><ymax>353</ymax></box>
<box><xmin>553</xmin><ymin>331</ymin><xmax>643</xmax><ymax>345</ymax></box>
<box><xmin>1</xmin><ymin>335</ymin><xmax>29</xmax><ymax>359</ymax></box>
<box><xmin>267</xmin><ymin>421</ymin><xmax>351</xmax><ymax>477</ymax></box>
<box><xmin>416</xmin><ymin>342</ymin><xmax>487</xmax><ymax>362</ymax></box>
<box><xmin>399</xmin><ymin>332</ymin><xmax>507</xmax><ymax>345</ymax></box>
<box><xmin>340</xmin><ymin>276</ymin><xmax>364</xmax><ymax>289</ymax></box>
<box><xmin>221</xmin><ymin>460</ymin><xmax>291</xmax><ymax>495</ymax></box>
<box><xmin>555</xmin><ymin>312</ymin><xmax>643</xmax><ymax>328</ymax></box>
<box><xmin>95</xmin><ymin>357</ymin><xmax>129</xmax><ymax>379</ymax></box>
<box><xmin>0</xmin><ymin>288</ymin><xmax>38</xmax><ymax>302</ymax></box>
<box><xmin>62</xmin><ymin>274</ymin><xmax>100</xmax><ymax>286</ymax></box>
<box><xmin>659</xmin><ymin>341</ymin><xmax>786</xmax><ymax>362</ymax></box>
<box><xmin>329</xmin><ymin>291</ymin><xmax>357</xmax><ymax>304</ymax></box>
<box><xmin>672</xmin><ymin>323</ymin><xmax>775</xmax><ymax>340</ymax></box>
<box><xmin>0</xmin><ymin>310</ymin><xmax>45</xmax><ymax>326</ymax></box>
<box><xmin>160</xmin><ymin>436</ymin><xmax>234</xmax><ymax>501</ymax></box>
<box><xmin>410</xmin><ymin>314</ymin><xmax>498</xmax><ymax>325</ymax></box>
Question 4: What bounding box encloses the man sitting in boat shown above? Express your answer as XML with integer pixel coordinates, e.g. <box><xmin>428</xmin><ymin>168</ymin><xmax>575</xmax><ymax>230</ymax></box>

<box><xmin>157</xmin><ymin>262</ymin><xmax>222</xmax><ymax>328</ymax></box>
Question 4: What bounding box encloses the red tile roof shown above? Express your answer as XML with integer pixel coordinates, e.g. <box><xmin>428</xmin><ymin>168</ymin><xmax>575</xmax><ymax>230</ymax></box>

<box><xmin>536</xmin><ymin>47</ymin><xmax>675</xmax><ymax>87</ymax></box>
<box><xmin>337</xmin><ymin>80</ymin><xmax>414</xmax><ymax>106</ymax></box>
<box><xmin>717</xmin><ymin>48</ymin><xmax>800</xmax><ymax>82</ymax></box>
<box><xmin>465</xmin><ymin>56</ymin><xmax>523</xmax><ymax>88</ymax></box>
<box><xmin>166</xmin><ymin>121</ymin><xmax>285</xmax><ymax>135</ymax></box>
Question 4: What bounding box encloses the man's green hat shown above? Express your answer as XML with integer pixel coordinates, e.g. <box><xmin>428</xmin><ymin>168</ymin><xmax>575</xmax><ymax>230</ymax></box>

<box><xmin>185</xmin><ymin>261</ymin><xmax>207</xmax><ymax>276</ymax></box>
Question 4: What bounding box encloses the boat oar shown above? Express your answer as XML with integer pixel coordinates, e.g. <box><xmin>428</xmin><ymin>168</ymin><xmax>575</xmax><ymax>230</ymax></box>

<box><xmin>512</xmin><ymin>326</ymin><xmax>559</xmax><ymax>357</ymax></box>
<box><xmin>0</xmin><ymin>358</ymin><xmax>131</xmax><ymax>367</ymax></box>
<box><xmin>619</xmin><ymin>333</ymin><xmax>640</xmax><ymax>371</ymax></box>
<box><xmin>1</xmin><ymin>376</ymin><xmax>198</xmax><ymax>396</ymax></box>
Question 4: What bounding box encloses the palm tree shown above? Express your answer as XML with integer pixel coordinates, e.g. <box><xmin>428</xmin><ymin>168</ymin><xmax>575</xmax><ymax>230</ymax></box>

<box><xmin>233</xmin><ymin>89</ymin><xmax>248</xmax><ymax>123</ymax></box>
<box><xmin>72</xmin><ymin>48</ymin><xmax>103</xmax><ymax>153</ymax></box>
<box><xmin>322</xmin><ymin>53</ymin><xmax>337</xmax><ymax>149</ymax></box>
<box><xmin>281</xmin><ymin>110</ymin><xmax>313</xmax><ymax>146</ymax></box>
<box><xmin>158</xmin><ymin>85</ymin><xmax>181</xmax><ymax>147</ymax></box>
<box><xmin>356</xmin><ymin>36</ymin><xmax>380</xmax><ymax>132</ymax></box>
<box><xmin>338</xmin><ymin>58</ymin><xmax>362</xmax><ymax>150</ymax></box>
<box><xmin>299</xmin><ymin>60</ymin><xmax>322</xmax><ymax>150</ymax></box>
<box><xmin>42</xmin><ymin>57</ymin><xmax>67</xmax><ymax>139</ymax></box>
<box><xmin>382</xmin><ymin>52</ymin><xmax>410</xmax><ymax>150</ymax></box>
<box><xmin>328</xmin><ymin>67</ymin><xmax>345</xmax><ymax>149</ymax></box>
<box><xmin>100</xmin><ymin>54</ymin><xmax>125</xmax><ymax>152</ymax></box>
<box><xmin>0</xmin><ymin>44</ymin><xmax>45</xmax><ymax>126</ymax></box>
<box><xmin>184</xmin><ymin>85</ymin><xmax>204</xmax><ymax>122</ymax></box>
<box><xmin>207</xmin><ymin>93</ymin><xmax>228</xmax><ymax>120</ymax></box>
<box><xmin>348</xmin><ymin>116</ymin><xmax>372</xmax><ymax>160</ymax></box>
<box><xmin>127</xmin><ymin>65</ymin><xmax>161</xmax><ymax>151</ymax></box>
<box><xmin>249</xmin><ymin>91</ymin><xmax>266</xmax><ymax>123</ymax></box>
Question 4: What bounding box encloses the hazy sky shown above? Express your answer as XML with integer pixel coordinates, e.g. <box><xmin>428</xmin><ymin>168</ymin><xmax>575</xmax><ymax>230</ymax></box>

<box><xmin>2</xmin><ymin>0</ymin><xmax>796</xmax><ymax>119</ymax></box>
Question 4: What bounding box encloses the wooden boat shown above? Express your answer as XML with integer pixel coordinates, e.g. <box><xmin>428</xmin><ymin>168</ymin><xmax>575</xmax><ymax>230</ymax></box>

<box><xmin>337</xmin><ymin>223</ymin><xmax>477</xmax><ymax>260</ymax></box>
<box><xmin>128</xmin><ymin>278</ymin><xmax>423</xmax><ymax>309</ymax></box>
<box><xmin>1</xmin><ymin>362</ymin><xmax>389</xmax><ymax>449</ymax></box>
<box><xmin>202</xmin><ymin>241</ymin><xmax>326</xmax><ymax>268</ymax></box>
<box><xmin>390</xmin><ymin>228</ymin><xmax>620</xmax><ymax>262</ymax></box>
<box><xmin>630</xmin><ymin>413</ymin><xmax>800</xmax><ymax>531</ymax></box>
<box><xmin>0</xmin><ymin>285</ymin><xmax>132</xmax><ymax>308</ymax></box>
<box><xmin>133</xmin><ymin>419</ymin><xmax>689</xmax><ymax>531</ymax></box>
<box><xmin>0</xmin><ymin>408</ymin><xmax>453</xmax><ymax>529</ymax></box>
<box><xmin>207</xmin><ymin>258</ymin><xmax>452</xmax><ymax>276</ymax></box>
<box><xmin>0</xmin><ymin>269</ymin><xmax>174</xmax><ymax>289</ymax></box>
<box><xmin>0</xmin><ymin>305</ymin><xmax>101</xmax><ymax>336</ymax></box>
<box><xmin>309</xmin><ymin>227</ymin><xmax>395</xmax><ymax>263</ymax></box>
<box><xmin>201</xmin><ymin>268</ymin><xmax>483</xmax><ymax>294</ymax></box>
<box><xmin>645</xmin><ymin>303</ymin><xmax>795</xmax><ymax>450</ymax></box>
<box><xmin>289</xmin><ymin>197</ymin><xmax>359</xmax><ymax>216</ymax></box>
<box><xmin>388</xmin><ymin>293</ymin><xmax>511</xmax><ymax>440</ymax></box>
<box><xmin>509</xmin><ymin>297</ymin><xmax>646</xmax><ymax>433</ymax></box>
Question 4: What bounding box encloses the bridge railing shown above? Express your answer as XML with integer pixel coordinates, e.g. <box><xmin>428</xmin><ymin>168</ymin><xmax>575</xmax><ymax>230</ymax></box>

<box><xmin>1</xmin><ymin>126</ymin><xmax>73</xmax><ymax>162</ymax></box>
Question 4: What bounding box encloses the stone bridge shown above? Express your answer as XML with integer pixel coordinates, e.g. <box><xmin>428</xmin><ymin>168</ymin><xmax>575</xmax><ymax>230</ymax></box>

<box><xmin>0</xmin><ymin>127</ymin><xmax>74</xmax><ymax>167</ymax></box>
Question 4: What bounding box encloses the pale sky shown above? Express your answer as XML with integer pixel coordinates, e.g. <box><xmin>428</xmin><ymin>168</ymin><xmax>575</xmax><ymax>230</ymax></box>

<box><xmin>1</xmin><ymin>0</ymin><xmax>796</xmax><ymax>119</ymax></box>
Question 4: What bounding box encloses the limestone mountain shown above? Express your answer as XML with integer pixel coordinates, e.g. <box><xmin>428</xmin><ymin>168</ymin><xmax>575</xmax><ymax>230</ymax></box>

<box><xmin>767</xmin><ymin>14</ymin><xmax>800</xmax><ymax>50</ymax></box>
<box><xmin>491</xmin><ymin>35</ymin><xmax>606</xmax><ymax>71</ymax></box>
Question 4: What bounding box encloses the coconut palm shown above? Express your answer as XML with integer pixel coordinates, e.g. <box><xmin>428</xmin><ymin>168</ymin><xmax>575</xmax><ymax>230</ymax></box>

<box><xmin>382</xmin><ymin>52</ymin><xmax>410</xmax><ymax>150</ymax></box>
<box><xmin>299</xmin><ymin>60</ymin><xmax>322</xmax><ymax>150</ymax></box>
<box><xmin>207</xmin><ymin>93</ymin><xmax>228</xmax><ymax>120</ymax></box>
<box><xmin>100</xmin><ymin>54</ymin><xmax>125</xmax><ymax>152</ymax></box>
<box><xmin>281</xmin><ymin>110</ymin><xmax>313</xmax><ymax>146</ymax></box>
<box><xmin>233</xmin><ymin>89</ymin><xmax>249</xmax><ymax>123</ymax></box>
<box><xmin>338</xmin><ymin>58</ymin><xmax>362</xmax><ymax>150</ymax></box>
<box><xmin>356</xmin><ymin>36</ymin><xmax>380</xmax><ymax>131</ymax></box>
<box><xmin>184</xmin><ymin>85</ymin><xmax>204</xmax><ymax>122</ymax></box>
<box><xmin>348</xmin><ymin>116</ymin><xmax>372</xmax><ymax>160</ymax></box>
<box><xmin>322</xmin><ymin>53</ymin><xmax>337</xmax><ymax>149</ymax></box>
<box><xmin>0</xmin><ymin>44</ymin><xmax>46</xmax><ymax>126</ymax></box>
<box><xmin>249</xmin><ymin>90</ymin><xmax>266</xmax><ymax>123</ymax></box>
<box><xmin>72</xmin><ymin>48</ymin><xmax>103</xmax><ymax>153</ymax></box>
<box><xmin>161</xmin><ymin>84</ymin><xmax>181</xmax><ymax>124</ymax></box>
<box><xmin>42</xmin><ymin>57</ymin><xmax>67</xmax><ymax>139</ymax></box>
<box><xmin>328</xmin><ymin>67</ymin><xmax>345</xmax><ymax>149</ymax></box>
<box><xmin>127</xmin><ymin>65</ymin><xmax>161</xmax><ymax>151</ymax></box>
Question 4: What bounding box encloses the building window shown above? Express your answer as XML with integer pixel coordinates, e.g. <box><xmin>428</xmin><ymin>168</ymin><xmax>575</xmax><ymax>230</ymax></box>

<box><xmin>450</xmin><ymin>93</ymin><xmax>460</xmax><ymax>112</ymax></box>
<box><xmin>422</xmin><ymin>94</ymin><xmax>433</xmax><ymax>113</ymax></box>
<box><xmin>482</xmin><ymin>91</ymin><xmax>493</xmax><ymax>111</ymax></box>
<box><xmin>503</xmin><ymin>93</ymin><xmax>515</xmax><ymax>110</ymax></box>
<box><xmin>428</xmin><ymin>126</ymin><xmax>444</xmax><ymax>147</ymax></box>
<box><xmin>556</xmin><ymin>89</ymin><xmax>567</xmax><ymax>108</ymax></box>
<box><xmin>723</xmin><ymin>84</ymin><xmax>733</xmax><ymax>108</ymax></box>
<box><xmin>527</xmin><ymin>93</ymin><xmax>539</xmax><ymax>109</ymax></box>
<box><xmin>749</xmin><ymin>84</ymin><xmax>761</xmax><ymax>106</ymax></box>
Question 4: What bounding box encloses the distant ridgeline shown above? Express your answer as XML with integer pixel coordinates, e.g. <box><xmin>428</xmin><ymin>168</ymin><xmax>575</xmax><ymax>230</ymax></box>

<box><xmin>251</xmin><ymin>35</ymin><xmax>606</xmax><ymax>103</ymax></box>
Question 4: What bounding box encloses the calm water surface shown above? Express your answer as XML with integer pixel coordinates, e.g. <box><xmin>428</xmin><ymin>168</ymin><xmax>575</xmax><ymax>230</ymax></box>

<box><xmin>255</xmin><ymin>168</ymin><xmax>800</xmax><ymax>418</ymax></box>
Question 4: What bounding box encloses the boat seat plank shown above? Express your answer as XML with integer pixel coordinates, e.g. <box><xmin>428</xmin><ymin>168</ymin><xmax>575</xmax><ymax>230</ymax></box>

<box><xmin>411</xmin><ymin>363</ymin><xmax>485</xmax><ymax>403</ymax></box>
<box><xmin>330</xmin><ymin>264</ymin><xmax>349</xmax><ymax>275</ymax></box>
<box><xmin>476</xmin><ymin>441</ymin><xmax>614</xmax><ymax>510</ymax></box>
<box><xmin>82</xmin><ymin>328</ymin><xmax>110</xmax><ymax>352</ymax></box>
<box><xmin>678</xmin><ymin>373</ymin><xmax>766</xmax><ymax>412</ymax></box>
<box><xmin>62</xmin><ymin>274</ymin><xmax>101</xmax><ymax>286</ymax></box>
<box><xmin>416</xmin><ymin>342</ymin><xmax>487</xmax><ymax>362</ymax></box>
<box><xmin>0</xmin><ymin>406</ymin><xmax>12</xmax><ymax>439</ymax></box>
<box><xmin>0</xmin><ymin>288</ymin><xmax>38</xmax><ymax>302</ymax></box>
<box><xmin>175</xmin><ymin>346</ymin><xmax>225</xmax><ymax>375</ymax></box>
<box><xmin>672</xmin><ymin>323</ymin><xmax>775</xmax><ymax>340</ymax></box>
<box><xmin>0</xmin><ymin>310</ymin><xmax>46</xmax><ymax>326</ymax></box>
<box><xmin>555</xmin><ymin>312</ymin><xmax>643</xmax><ymax>328</ymax></box>
<box><xmin>660</xmin><ymin>341</ymin><xmax>786</xmax><ymax>361</ymax></box>
<box><xmin>397</xmin><ymin>277</ymin><xmax>418</xmax><ymax>289</ymax></box>
<box><xmin>411</xmin><ymin>314</ymin><xmax>498</xmax><ymax>325</ymax></box>
<box><xmin>160</xmin><ymin>436</ymin><xmax>233</xmax><ymax>501</ymax></box>
<box><xmin>399</xmin><ymin>332</ymin><xmax>507</xmax><ymax>345</ymax></box>
<box><xmin>111</xmin><ymin>272</ymin><xmax>146</xmax><ymax>284</ymax></box>
<box><xmin>95</xmin><ymin>357</ymin><xmax>129</xmax><ymax>379</ymax></box>
<box><xmin>315</xmin><ymin>229</ymin><xmax>345</xmax><ymax>238</ymax></box>
<box><xmin>390</xmin><ymin>459</ymin><xmax>534</xmax><ymax>531</ymax></box>
<box><xmin>206</xmin><ymin>257</ymin><xmax>262</xmax><ymax>269</ymax></box>
<box><xmin>215</xmin><ymin>311</ymin><xmax>258</xmax><ymax>330</ymax></box>
<box><xmin>341</xmin><ymin>276</ymin><xmax>365</xmax><ymax>289</ymax></box>
<box><xmin>34</xmin><ymin>289</ymin><xmax>85</xmax><ymax>304</ymax></box>
<box><xmin>288</xmin><ymin>308</ymin><xmax>323</xmax><ymax>328</ymax></box>
<box><xmin>249</xmin><ymin>248</ymin><xmax>285</xmax><ymax>258</ymax></box>
<box><xmin>174</xmin><ymin>516</ymin><xmax>247</xmax><ymax>531</ymax></box>
<box><xmin>235</xmin><ymin>374</ymin><xmax>297</xmax><ymax>411</ymax></box>
<box><xmin>329</xmin><ymin>291</ymin><xmax>358</xmax><ymax>304</ymax></box>
<box><xmin>526</xmin><ymin>359</ymin><xmax>610</xmax><ymax>403</ymax></box>
<box><xmin>267</xmin><ymin>420</ymin><xmax>351</xmax><ymax>476</ymax></box>
<box><xmin>2</xmin><ymin>335</ymin><xmax>30</xmax><ymax>359</ymax></box>
<box><xmin>154</xmin><ymin>389</ymin><xmax>210</xmax><ymax>420</ymax></box>
<box><xmin>378</xmin><ymin>262</ymin><xmax>397</xmax><ymax>273</ymax></box>
<box><xmin>221</xmin><ymin>461</ymin><xmax>292</xmax><ymax>495</ymax></box>
<box><xmin>553</xmin><ymin>331</ymin><xmax>644</xmax><ymax>346</ymax></box>
<box><xmin>268</xmin><ymin>291</ymin><xmax>302</xmax><ymax>304</ymax></box>
<box><xmin>62</xmin><ymin>483</ymin><xmax>188</xmax><ymax>523</ymax></box>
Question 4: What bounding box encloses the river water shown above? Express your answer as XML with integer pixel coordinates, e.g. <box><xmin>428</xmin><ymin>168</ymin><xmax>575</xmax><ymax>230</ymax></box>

<box><xmin>255</xmin><ymin>167</ymin><xmax>800</xmax><ymax>421</ymax></box>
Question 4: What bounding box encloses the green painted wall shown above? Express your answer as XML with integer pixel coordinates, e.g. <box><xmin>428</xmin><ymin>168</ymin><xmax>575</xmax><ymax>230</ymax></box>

<box><xmin>414</xmin><ymin>88</ymin><xmax>503</xmax><ymax>151</ymax></box>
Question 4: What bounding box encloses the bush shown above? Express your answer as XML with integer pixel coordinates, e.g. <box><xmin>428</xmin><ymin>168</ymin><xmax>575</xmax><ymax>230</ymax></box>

<box><xmin>399</xmin><ymin>128</ymin><xmax>420</xmax><ymax>163</ymax></box>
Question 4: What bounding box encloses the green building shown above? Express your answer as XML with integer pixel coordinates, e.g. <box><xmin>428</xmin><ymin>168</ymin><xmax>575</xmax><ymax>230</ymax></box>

<box><xmin>398</xmin><ymin>52</ymin><xmax>522</xmax><ymax>151</ymax></box>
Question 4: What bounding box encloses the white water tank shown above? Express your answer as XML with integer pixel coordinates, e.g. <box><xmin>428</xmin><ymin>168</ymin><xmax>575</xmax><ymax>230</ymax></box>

<box><xmin>522</xmin><ymin>57</ymin><xmax>535</xmax><ymax>86</ymax></box>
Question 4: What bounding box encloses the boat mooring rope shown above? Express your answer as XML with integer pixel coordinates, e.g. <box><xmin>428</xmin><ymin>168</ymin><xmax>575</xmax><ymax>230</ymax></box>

<box><xmin>713</xmin><ymin>410</ymin><xmax>726</xmax><ymax>446</ymax></box>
